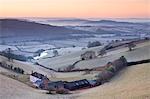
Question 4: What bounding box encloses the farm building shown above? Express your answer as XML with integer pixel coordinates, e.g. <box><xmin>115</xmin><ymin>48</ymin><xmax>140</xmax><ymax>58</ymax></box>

<box><xmin>29</xmin><ymin>56</ymin><xmax>128</xmax><ymax>91</ymax></box>
<box><xmin>81</xmin><ymin>51</ymin><xmax>96</xmax><ymax>60</ymax></box>
<box><xmin>64</xmin><ymin>79</ymin><xmax>91</xmax><ymax>91</ymax></box>
<box><xmin>42</xmin><ymin>81</ymin><xmax>65</xmax><ymax>91</ymax></box>
<box><xmin>30</xmin><ymin>72</ymin><xmax>49</xmax><ymax>88</ymax></box>
<box><xmin>41</xmin><ymin>79</ymin><xmax>94</xmax><ymax>91</ymax></box>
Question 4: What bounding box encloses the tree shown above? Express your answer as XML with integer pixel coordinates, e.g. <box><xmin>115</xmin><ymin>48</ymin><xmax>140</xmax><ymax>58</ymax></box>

<box><xmin>34</xmin><ymin>49</ymin><xmax>45</xmax><ymax>57</ymax></box>
<box><xmin>0</xmin><ymin>48</ymin><xmax>27</xmax><ymax>62</ymax></box>
<box><xmin>128</xmin><ymin>42</ymin><xmax>136</xmax><ymax>51</ymax></box>
<box><xmin>53</xmin><ymin>50</ymin><xmax>58</xmax><ymax>57</ymax></box>
<box><xmin>28</xmin><ymin>56</ymin><xmax>33</xmax><ymax>62</ymax></box>
<box><xmin>98</xmin><ymin>48</ymin><xmax>106</xmax><ymax>57</ymax></box>
<box><xmin>72</xmin><ymin>45</ymin><xmax>76</xmax><ymax>48</ymax></box>
<box><xmin>87</xmin><ymin>41</ymin><xmax>102</xmax><ymax>48</ymax></box>
<box><xmin>6</xmin><ymin>48</ymin><xmax>13</xmax><ymax>62</ymax></box>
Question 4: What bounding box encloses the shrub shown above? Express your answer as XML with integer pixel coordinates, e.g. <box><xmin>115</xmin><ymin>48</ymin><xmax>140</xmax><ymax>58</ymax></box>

<box><xmin>106</xmin><ymin>66</ymin><xmax>115</xmax><ymax>73</ymax></box>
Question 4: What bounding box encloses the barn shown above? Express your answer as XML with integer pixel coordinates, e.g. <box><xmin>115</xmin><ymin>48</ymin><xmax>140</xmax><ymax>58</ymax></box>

<box><xmin>43</xmin><ymin>81</ymin><xmax>65</xmax><ymax>91</ymax></box>
<box><xmin>30</xmin><ymin>72</ymin><xmax>49</xmax><ymax>88</ymax></box>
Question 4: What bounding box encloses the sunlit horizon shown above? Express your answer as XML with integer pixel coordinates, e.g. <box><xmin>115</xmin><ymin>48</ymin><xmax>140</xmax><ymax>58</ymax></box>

<box><xmin>0</xmin><ymin>0</ymin><xmax>149</xmax><ymax>18</ymax></box>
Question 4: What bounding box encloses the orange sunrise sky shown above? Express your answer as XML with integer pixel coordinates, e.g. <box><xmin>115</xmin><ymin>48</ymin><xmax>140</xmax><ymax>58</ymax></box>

<box><xmin>0</xmin><ymin>0</ymin><xmax>149</xmax><ymax>18</ymax></box>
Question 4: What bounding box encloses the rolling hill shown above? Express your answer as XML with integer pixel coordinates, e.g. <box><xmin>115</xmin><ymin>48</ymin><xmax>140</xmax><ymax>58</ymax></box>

<box><xmin>0</xmin><ymin>74</ymin><xmax>75</xmax><ymax>99</ymax></box>
<box><xmin>0</xmin><ymin>39</ymin><xmax>150</xmax><ymax>99</ymax></box>
<box><xmin>77</xmin><ymin>63</ymin><xmax>150</xmax><ymax>99</ymax></box>
<box><xmin>37</xmin><ymin>40</ymin><xmax>150</xmax><ymax>70</ymax></box>
<box><xmin>0</xmin><ymin>19</ymin><xmax>94</xmax><ymax>43</ymax></box>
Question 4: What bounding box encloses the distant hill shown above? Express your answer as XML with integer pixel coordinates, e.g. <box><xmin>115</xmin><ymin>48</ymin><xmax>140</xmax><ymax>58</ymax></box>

<box><xmin>46</xmin><ymin>18</ymin><xmax>88</xmax><ymax>22</ymax></box>
<box><xmin>84</xmin><ymin>20</ymin><xmax>142</xmax><ymax>25</ymax></box>
<box><xmin>0</xmin><ymin>19</ymin><xmax>93</xmax><ymax>40</ymax></box>
<box><xmin>36</xmin><ymin>18</ymin><xmax>89</xmax><ymax>26</ymax></box>
<box><xmin>68</xmin><ymin>19</ymin><xmax>150</xmax><ymax>35</ymax></box>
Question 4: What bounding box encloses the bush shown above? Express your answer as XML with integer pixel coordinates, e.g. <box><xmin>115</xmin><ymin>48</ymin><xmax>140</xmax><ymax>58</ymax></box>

<box><xmin>106</xmin><ymin>66</ymin><xmax>115</xmax><ymax>73</ymax></box>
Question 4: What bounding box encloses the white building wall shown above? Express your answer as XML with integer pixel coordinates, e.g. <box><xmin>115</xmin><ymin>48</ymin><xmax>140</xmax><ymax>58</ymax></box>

<box><xmin>30</xmin><ymin>75</ymin><xmax>41</xmax><ymax>83</ymax></box>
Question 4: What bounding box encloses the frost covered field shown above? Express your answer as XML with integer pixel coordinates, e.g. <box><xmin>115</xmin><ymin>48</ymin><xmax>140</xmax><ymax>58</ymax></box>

<box><xmin>37</xmin><ymin>40</ymin><xmax>150</xmax><ymax>70</ymax></box>
<box><xmin>0</xmin><ymin>18</ymin><xmax>150</xmax><ymax>99</ymax></box>
<box><xmin>0</xmin><ymin>18</ymin><xmax>149</xmax><ymax>60</ymax></box>
<box><xmin>0</xmin><ymin>40</ymin><xmax>85</xmax><ymax>60</ymax></box>
<box><xmin>0</xmin><ymin>34</ymin><xmax>145</xmax><ymax>59</ymax></box>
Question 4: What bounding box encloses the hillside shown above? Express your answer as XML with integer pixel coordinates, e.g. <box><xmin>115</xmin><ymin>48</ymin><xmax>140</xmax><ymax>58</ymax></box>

<box><xmin>37</xmin><ymin>45</ymin><xmax>104</xmax><ymax>70</ymax></box>
<box><xmin>38</xmin><ymin>40</ymin><xmax>150</xmax><ymax>70</ymax></box>
<box><xmin>0</xmin><ymin>55</ymin><xmax>97</xmax><ymax>82</ymax></box>
<box><xmin>0</xmin><ymin>74</ymin><xmax>75</xmax><ymax>99</ymax></box>
<box><xmin>0</xmin><ymin>55</ymin><xmax>54</xmax><ymax>76</ymax></box>
<box><xmin>76</xmin><ymin>63</ymin><xmax>150</xmax><ymax>99</ymax></box>
<box><xmin>0</xmin><ymin>40</ymin><xmax>150</xmax><ymax>99</ymax></box>
<box><xmin>75</xmin><ymin>41</ymin><xmax>150</xmax><ymax>69</ymax></box>
<box><xmin>84</xmin><ymin>20</ymin><xmax>148</xmax><ymax>25</ymax></box>
<box><xmin>0</xmin><ymin>19</ymin><xmax>94</xmax><ymax>42</ymax></box>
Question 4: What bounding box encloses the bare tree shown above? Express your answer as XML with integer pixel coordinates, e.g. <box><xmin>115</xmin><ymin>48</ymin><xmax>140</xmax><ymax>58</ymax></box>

<box><xmin>53</xmin><ymin>50</ymin><xmax>59</xmax><ymax>57</ymax></box>
<box><xmin>98</xmin><ymin>48</ymin><xmax>106</xmax><ymax>57</ymax></box>
<box><xmin>6</xmin><ymin>48</ymin><xmax>13</xmax><ymax>62</ymax></box>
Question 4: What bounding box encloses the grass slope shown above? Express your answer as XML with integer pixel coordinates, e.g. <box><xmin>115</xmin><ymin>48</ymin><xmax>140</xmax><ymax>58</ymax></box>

<box><xmin>77</xmin><ymin>63</ymin><xmax>150</xmax><ymax>99</ymax></box>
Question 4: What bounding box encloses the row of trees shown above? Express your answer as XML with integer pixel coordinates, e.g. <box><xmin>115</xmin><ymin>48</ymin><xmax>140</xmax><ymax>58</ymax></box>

<box><xmin>100</xmin><ymin>42</ymin><xmax>136</xmax><ymax>56</ymax></box>
<box><xmin>87</xmin><ymin>41</ymin><xmax>136</xmax><ymax>56</ymax></box>
<box><xmin>96</xmin><ymin>56</ymin><xmax>127</xmax><ymax>84</ymax></box>
<box><xmin>87</xmin><ymin>40</ymin><xmax>136</xmax><ymax>51</ymax></box>
<box><xmin>0</xmin><ymin>61</ymin><xmax>24</xmax><ymax>74</ymax></box>
<box><xmin>0</xmin><ymin>48</ymin><xmax>29</xmax><ymax>62</ymax></box>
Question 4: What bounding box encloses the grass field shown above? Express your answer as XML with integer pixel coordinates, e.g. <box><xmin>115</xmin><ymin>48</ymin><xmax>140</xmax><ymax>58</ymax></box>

<box><xmin>76</xmin><ymin>63</ymin><xmax>150</xmax><ymax>99</ymax></box>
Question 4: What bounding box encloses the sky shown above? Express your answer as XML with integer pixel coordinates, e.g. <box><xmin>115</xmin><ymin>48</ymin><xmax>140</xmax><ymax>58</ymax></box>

<box><xmin>0</xmin><ymin>0</ymin><xmax>149</xmax><ymax>18</ymax></box>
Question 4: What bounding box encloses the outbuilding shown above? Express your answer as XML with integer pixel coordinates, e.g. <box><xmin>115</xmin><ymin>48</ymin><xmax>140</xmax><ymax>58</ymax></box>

<box><xmin>64</xmin><ymin>79</ymin><xmax>91</xmax><ymax>91</ymax></box>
